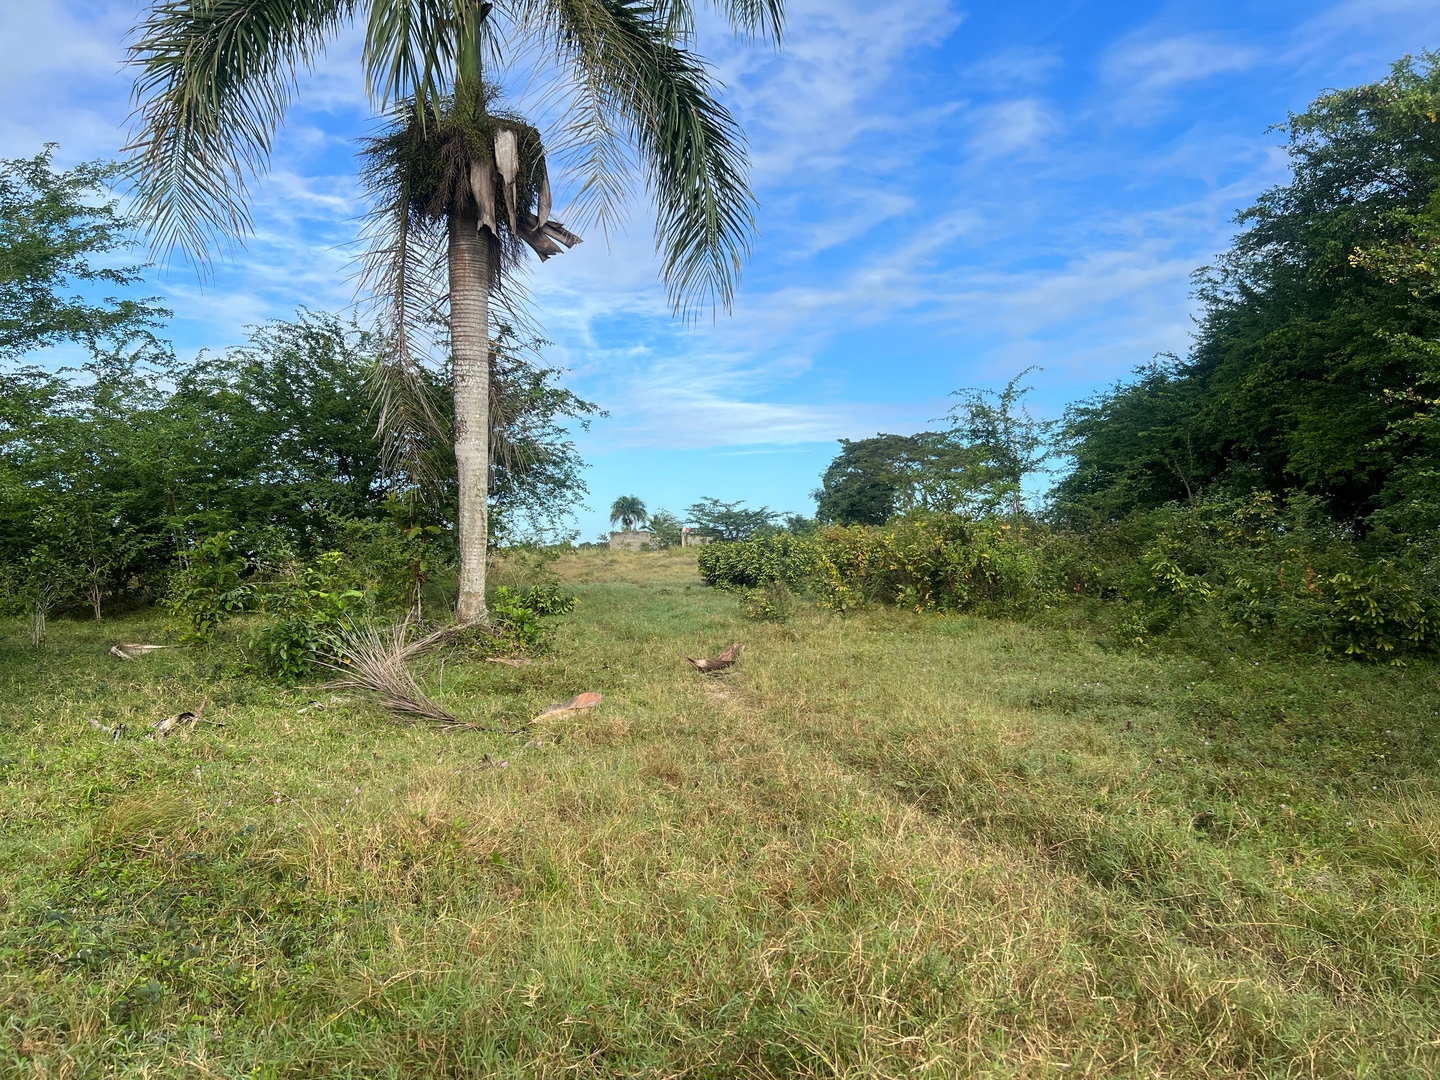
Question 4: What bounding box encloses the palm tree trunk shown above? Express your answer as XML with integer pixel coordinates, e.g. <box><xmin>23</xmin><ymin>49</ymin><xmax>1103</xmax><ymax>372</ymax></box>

<box><xmin>449</xmin><ymin>206</ymin><xmax>490</xmax><ymax>624</ymax></box>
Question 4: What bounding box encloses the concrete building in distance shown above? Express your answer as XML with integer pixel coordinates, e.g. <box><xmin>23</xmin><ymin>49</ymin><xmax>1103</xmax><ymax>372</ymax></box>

<box><xmin>680</xmin><ymin>528</ymin><xmax>712</xmax><ymax>547</ymax></box>
<box><xmin>608</xmin><ymin>530</ymin><xmax>654</xmax><ymax>551</ymax></box>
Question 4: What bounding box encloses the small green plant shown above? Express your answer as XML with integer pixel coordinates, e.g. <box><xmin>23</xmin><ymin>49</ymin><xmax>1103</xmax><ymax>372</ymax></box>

<box><xmin>248</xmin><ymin>552</ymin><xmax>367</xmax><ymax>682</ymax></box>
<box><xmin>740</xmin><ymin>583</ymin><xmax>790</xmax><ymax>622</ymax></box>
<box><xmin>165</xmin><ymin>532</ymin><xmax>251</xmax><ymax>643</ymax></box>
<box><xmin>488</xmin><ymin>584</ymin><xmax>577</xmax><ymax>654</ymax></box>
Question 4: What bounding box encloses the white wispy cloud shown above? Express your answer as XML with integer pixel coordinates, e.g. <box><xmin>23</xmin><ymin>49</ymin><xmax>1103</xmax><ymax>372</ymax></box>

<box><xmin>967</xmin><ymin>98</ymin><xmax>1060</xmax><ymax>160</ymax></box>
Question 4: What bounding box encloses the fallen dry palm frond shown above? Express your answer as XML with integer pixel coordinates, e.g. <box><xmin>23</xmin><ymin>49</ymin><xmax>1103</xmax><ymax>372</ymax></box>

<box><xmin>318</xmin><ymin>621</ymin><xmax>465</xmax><ymax>725</ymax></box>
<box><xmin>110</xmin><ymin>643</ymin><xmax>179</xmax><ymax>661</ymax></box>
<box><xmin>533</xmin><ymin>692</ymin><xmax>603</xmax><ymax>721</ymax></box>
<box><xmin>686</xmin><ymin>642</ymin><xmax>744</xmax><ymax>674</ymax></box>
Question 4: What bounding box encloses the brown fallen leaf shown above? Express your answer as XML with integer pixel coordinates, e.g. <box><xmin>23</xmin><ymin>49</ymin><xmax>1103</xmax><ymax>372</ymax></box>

<box><xmin>534</xmin><ymin>691</ymin><xmax>603</xmax><ymax>720</ymax></box>
<box><xmin>486</xmin><ymin>657</ymin><xmax>534</xmax><ymax>668</ymax></box>
<box><xmin>686</xmin><ymin>642</ymin><xmax>744</xmax><ymax>673</ymax></box>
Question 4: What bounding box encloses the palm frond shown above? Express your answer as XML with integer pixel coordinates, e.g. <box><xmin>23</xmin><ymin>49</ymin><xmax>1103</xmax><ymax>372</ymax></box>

<box><xmin>519</xmin><ymin>0</ymin><xmax>762</xmax><ymax>316</ymax></box>
<box><xmin>125</xmin><ymin>0</ymin><xmax>353</xmax><ymax>267</ymax></box>
<box><xmin>362</xmin><ymin>0</ymin><xmax>460</xmax><ymax>114</ymax></box>
<box><xmin>651</xmin><ymin>0</ymin><xmax>784</xmax><ymax>44</ymax></box>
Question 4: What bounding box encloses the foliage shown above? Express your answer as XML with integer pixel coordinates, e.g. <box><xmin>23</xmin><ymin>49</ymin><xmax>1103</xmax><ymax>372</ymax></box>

<box><xmin>0</xmin><ymin>308</ymin><xmax>592</xmax><ymax>617</ymax></box>
<box><xmin>646</xmin><ymin>509</ymin><xmax>685</xmax><ymax>548</ymax></box>
<box><xmin>813</xmin><ymin>433</ymin><xmax>968</xmax><ymax>525</ymax></box>
<box><xmin>686</xmin><ymin>497</ymin><xmax>779</xmax><ymax>541</ymax></box>
<box><xmin>248</xmin><ymin>552</ymin><xmax>368</xmax><ymax>683</ymax></box>
<box><xmin>946</xmin><ymin>368</ymin><xmax>1058</xmax><ymax>517</ymax></box>
<box><xmin>815</xmin><ymin>372</ymin><xmax>1057</xmax><ymax>526</ymax></box>
<box><xmin>488</xmin><ymin>584</ymin><xmax>577</xmax><ymax>654</ymax></box>
<box><xmin>700</xmin><ymin>515</ymin><xmax>1045</xmax><ymax>617</ymax></box>
<box><xmin>1035</xmin><ymin>492</ymin><xmax>1438</xmax><ymax>662</ymax></box>
<box><xmin>164</xmin><ymin>533</ymin><xmax>251</xmax><ymax>644</ymax></box>
<box><xmin>609</xmin><ymin>495</ymin><xmax>648</xmax><ymax>532</ymax></box>
<box><xmin>0</xmin><ymin>148</ymin><xmax>169</xmax><ymax>361</ymax></box>
<box><xmin>1053</xmin><ymin>53</ymin><xmax>1440</xmax><ymax>535</ymax></box>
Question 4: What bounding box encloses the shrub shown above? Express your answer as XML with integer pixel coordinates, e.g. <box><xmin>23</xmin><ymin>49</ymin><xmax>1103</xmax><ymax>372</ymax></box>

<box><xmin>488</xmin><ymin>584</ymin><xmax>578</xmax><ymax>654</ymax></box>
<box><xmin>248</xmin><ymin>551</ymin><xmax>367</xmax><ymax>682</ymax></box>
<box><xmin>165</xmin><ymin>533</ymin><xmax>252</xmax><ymax>643</ymax></box>
<box><xmin>699</xmin><ymin>515</ymin><xmax>1044</xmax><ymax>616</ymax></box>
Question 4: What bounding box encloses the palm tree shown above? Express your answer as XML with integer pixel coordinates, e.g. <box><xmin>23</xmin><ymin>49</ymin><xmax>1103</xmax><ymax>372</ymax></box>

<box><xmin>609</xmin><ymin>494</ymin><xmax>647</xmax><ymax>532</ymax></box>
<box><xmin>125</xmin><ymin>0</ymin><xmax>784</xmax><ymax>624</ymax></box>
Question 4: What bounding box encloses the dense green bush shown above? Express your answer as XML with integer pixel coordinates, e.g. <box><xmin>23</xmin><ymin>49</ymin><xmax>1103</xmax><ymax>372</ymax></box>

<box><xmin>248</xmin><ymin>551</ymin><xmax>368</xmax><ymax>682</ymax></box>
<box><xmin>699</xmin><ymin>500</ymin><xmax>1439</xmax><ymax>661</ymax></box>
<box><xmin>164</xmin><ymin>533</ymin><xmax>253</xmax><ymax>643</ymax></box>
<box><xmin>699</xmin><ymin>515</ymin><xmax>1045</xmax><ymax>617</ymax></box>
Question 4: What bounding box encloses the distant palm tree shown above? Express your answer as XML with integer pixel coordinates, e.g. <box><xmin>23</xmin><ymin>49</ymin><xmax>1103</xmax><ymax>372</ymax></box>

<box><xmin>125</xmin><ymin>0</ymin><xmax>784</xmax><ymax>624</ymax></box>
<box><xmin>609</xmin><ymin>495</ymin><xmax>647</xmax><ymax>532</ymax></box>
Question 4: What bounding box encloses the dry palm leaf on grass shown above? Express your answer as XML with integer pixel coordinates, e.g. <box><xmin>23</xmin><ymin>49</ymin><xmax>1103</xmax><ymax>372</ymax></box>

<box><xmin>319</xmin><ymin>621</ymin><xmax>524</xmax><ymax>731</ymax></box>
<box><xmin>318</xmin><ymin>622</ymin><xmax>465</xmax><ymax>726</ymax></box>
<box><xmin>110</xmin><ymin>643</ymin><xmax>179</xmax><ymax>661</ymax></box>
<box><xmin>686</xmin><ymin>643</ymin><xmax>744</xmax><ymax>674</ymax></box>
<box><xmin>533</xmin><ymin>692</ymin><xmax>602</xmax><ymax>722</ymax></box>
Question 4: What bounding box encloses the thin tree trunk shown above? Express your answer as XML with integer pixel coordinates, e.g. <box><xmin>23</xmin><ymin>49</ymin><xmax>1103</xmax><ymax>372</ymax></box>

<box><xmin>449</xmin><ymin>206</ymin><xmax>491</xmax><ymax>624</ymax></box>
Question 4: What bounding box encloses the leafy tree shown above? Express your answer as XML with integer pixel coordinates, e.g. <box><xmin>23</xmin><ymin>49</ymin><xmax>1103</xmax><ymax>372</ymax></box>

<box><xmin>609</xmin><ymin>495</ymin><xmax>648</xmax><ymax>532</ymax></box>
<box><xmin>0</xmin><ymin>309</ymin><xmax>595</xmax><ymax>616</ymax></box>
<box><xmin>0</xmin><ymin>148</ymin><xmax>169</xmax><ymax>361</ymax></box>
<box><xmin>1054</xmin><ymin>53</ymin><xmax>1440</xmax><ymax>535</ymax></box>
<box><xmin>686</xmin><ymin>497</ymin><xmax>778</xmax><ymax>541</ymax></box>
<box><xmin>126</xmin><ymin>0</ymin><xmax>785</xmax><ymax>624</ymax></box>
<box><xmin>647</xmin><ymin>509</ymin><xmax>684</xmax><ymax>547</ymax></box>
<box><xmin>814</xmin><ymin>432</ymin><xmax>975</xmax><ymax>524</ymax></box>
<box><xmin>815</xmin><ymin>374</ymin><xmax>1054</xmax><ymax>526</ymax></box>
<box><xmin>945</xmin><ymin>368</ymin><xmax>1057</xmax><ymax>517</ymax></box>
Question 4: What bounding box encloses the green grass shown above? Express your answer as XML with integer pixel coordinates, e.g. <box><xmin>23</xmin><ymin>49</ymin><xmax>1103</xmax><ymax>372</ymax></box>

<box><xmin>1</xmin><ymin>548</ymin><xmax>1437</xmax><ymax>1077</ymax></box>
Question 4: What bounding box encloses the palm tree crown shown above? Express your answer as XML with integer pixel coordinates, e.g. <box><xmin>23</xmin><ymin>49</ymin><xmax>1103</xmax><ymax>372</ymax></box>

<box><xmin>126</xmin><ymin>0</ymin><xmax>782</xmax><ymax>315</ymax></box>
<box><xmin>609</xmin><ymin>494</ymin><xmax>647</xmax><ymax>532</ymax></box>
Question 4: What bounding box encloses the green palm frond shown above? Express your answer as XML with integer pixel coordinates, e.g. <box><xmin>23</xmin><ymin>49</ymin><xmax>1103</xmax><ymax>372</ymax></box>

<box><xmin>522</xmin><ymin>0</ymin><xmax>762</xmax><ymax>315</ymax></box>
<box><xmin>363</xmin><ymin>0</ymin><xmax>463</xmax><ymax>114</ymax></box>
<box><xmin>649</xmin><ymin>0</ymin><xmax>783</xmax><ymax>44</ymax></box>
<box><xmin>125</xmin><ymin>0</ymin><xmax>354</xmax><ymax>267</ymax></box>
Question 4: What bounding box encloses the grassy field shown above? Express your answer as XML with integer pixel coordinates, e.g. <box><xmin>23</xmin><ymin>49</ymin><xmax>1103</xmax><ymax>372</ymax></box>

<box><xmin>1</xmin><ymin>548</ymin><xmax>1438</xmax><ymax>1078</ymax></box>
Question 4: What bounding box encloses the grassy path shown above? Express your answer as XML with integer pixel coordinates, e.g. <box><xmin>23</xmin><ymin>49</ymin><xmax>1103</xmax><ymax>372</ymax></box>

<box><xmin>1</xmin><ymin>550</ymin><xmax>1437</xmax><ymax>1076</ymax></box>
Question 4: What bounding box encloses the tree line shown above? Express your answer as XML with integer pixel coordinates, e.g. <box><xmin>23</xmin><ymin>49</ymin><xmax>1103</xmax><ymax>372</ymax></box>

<box><xmin>816</xmin><ymin>54</ymin><xmax>1440</xmax><ymax>548</ymax></box>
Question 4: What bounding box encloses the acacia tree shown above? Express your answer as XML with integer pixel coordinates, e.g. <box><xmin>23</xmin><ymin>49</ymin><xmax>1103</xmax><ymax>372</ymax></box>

<box><xmin>126</xmin><ymin>0</ymin><xmax>783</xmax><ymax>624</ymax></box>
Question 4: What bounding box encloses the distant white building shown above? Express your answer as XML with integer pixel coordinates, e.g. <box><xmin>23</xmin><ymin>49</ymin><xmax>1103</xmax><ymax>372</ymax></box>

<box><xmin>608</xmin><ymin>530</ymin><xmax>654</xmax><ymax>551</ymax></box>
<box><xmin>680</xmin><ymin>528</ymin><xmax>712</xmax><ymax>547</ymax></box>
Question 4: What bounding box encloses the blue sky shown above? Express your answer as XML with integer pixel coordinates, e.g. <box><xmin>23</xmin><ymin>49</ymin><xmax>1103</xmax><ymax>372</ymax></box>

<box><xmin>5</xmin><ymin>0</ymin><xmax>1440</xmax><ymax>540</ymax></box>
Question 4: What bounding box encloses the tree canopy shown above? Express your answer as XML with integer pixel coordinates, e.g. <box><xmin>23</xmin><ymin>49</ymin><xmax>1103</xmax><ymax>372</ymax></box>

<box><xmin>0</xmin><ymin>148</ymin><xmax>168</xmax><ymax>362</ymax></box>
<box><xmin>1053</xmin><ymin>53</ymin><xmax>1440</xmax><ymax>537</ymax></box>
